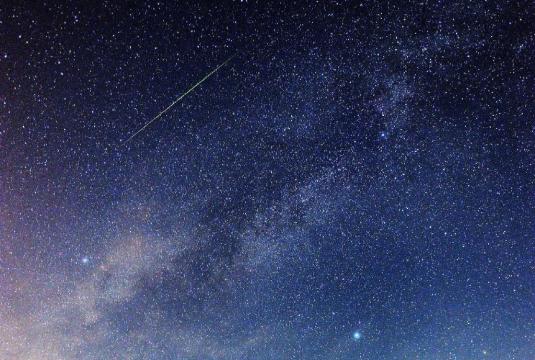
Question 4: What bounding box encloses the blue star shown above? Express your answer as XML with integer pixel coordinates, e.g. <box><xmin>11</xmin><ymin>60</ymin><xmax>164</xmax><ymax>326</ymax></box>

<box><xmin>352</xmin><ymin>331</ymin><xmax>362</xmax><ymax>340</ymax></box>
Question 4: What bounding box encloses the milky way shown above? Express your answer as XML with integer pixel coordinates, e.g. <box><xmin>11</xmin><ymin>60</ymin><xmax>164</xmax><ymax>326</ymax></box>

<box><xmin>1</xmin><ymin>1</ymin><xmax>534</xmax><ymax>359</ymax></box>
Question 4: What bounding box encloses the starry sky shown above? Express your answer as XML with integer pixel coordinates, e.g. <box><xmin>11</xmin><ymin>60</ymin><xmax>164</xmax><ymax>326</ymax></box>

<box><xmin>1</xmin><ymin>1</ymin><xmax>534</xmax><ymax>359</ymax></box>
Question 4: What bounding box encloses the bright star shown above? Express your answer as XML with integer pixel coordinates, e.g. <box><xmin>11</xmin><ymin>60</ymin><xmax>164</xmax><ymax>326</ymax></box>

<box><xmin>352</xmin><ymin>331</ymin><xmax>362</xmax><ymax>340</ymax></box>
<box><xmin>81</xmin><ymin>256</ymin><xmax>90</xmax><ymax>264</ymax></box>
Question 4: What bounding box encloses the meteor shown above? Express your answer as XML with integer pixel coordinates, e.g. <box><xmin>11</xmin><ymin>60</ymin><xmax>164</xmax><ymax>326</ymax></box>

<box><xmin>123</xmin><ymin>53</ymin><xmax>237</xmax><ymax>144</ymax></box>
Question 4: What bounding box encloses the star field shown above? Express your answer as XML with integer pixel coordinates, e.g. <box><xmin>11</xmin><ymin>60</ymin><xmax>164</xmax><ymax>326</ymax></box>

<box><xmin>1</xmin><ymin>1</ymin><xmax>534</xmax><ymax>359</ymax></box>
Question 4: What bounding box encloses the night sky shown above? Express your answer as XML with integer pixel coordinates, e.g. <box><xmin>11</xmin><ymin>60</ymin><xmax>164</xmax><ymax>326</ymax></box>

<box><xmin>1</xmin><ymin>1</ymin><xmax>535</xmax><ymax>359</ymax></box>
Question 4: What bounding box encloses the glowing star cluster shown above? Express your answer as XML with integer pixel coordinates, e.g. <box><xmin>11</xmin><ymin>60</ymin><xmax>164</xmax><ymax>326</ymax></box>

<box><xmin>1</xmin><ymin>1</ymin><xmax>533</xmax><ymax>359</ymax></box>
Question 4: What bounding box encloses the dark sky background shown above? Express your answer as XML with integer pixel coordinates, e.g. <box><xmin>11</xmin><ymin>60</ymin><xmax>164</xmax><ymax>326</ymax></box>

<box><xmin>1</xmin><ymin>1</ymin><xmax>534</xmax><ymax>359</ymax></box>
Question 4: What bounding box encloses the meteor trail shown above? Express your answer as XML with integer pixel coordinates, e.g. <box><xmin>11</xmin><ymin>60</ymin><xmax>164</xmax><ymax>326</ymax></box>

<box><xmin>123</xmin><ymin>53</ymin><xmax>237</xmax><ymax>144</ymax></box>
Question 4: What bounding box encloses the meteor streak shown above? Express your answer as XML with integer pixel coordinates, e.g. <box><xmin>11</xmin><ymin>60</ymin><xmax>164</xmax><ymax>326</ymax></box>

<box><xmin>123</xmin><ymin>53</ymin><xmax>236</xmax><ymax>144</ymax></box>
